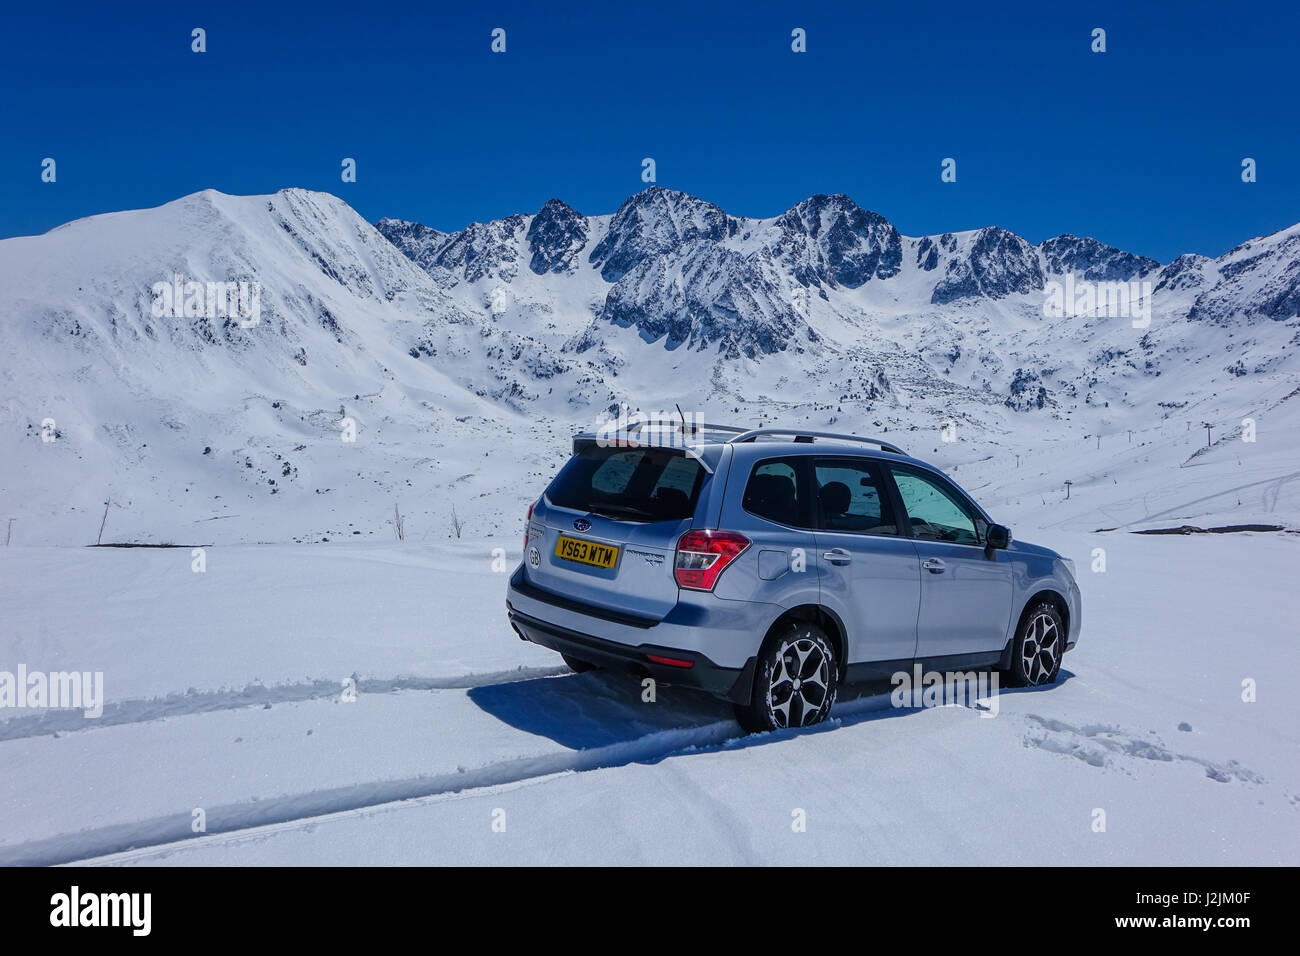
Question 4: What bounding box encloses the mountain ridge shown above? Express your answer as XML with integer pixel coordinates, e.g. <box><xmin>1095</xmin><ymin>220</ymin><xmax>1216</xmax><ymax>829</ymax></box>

<box><xmin>2</xmin><ymin>185</ymin><xmax>1297</xmax><ymax>545</ymax></box>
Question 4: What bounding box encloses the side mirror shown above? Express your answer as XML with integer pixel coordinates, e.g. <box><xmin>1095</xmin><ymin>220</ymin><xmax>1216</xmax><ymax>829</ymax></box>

<box><xmin>985</xmin><ymin>524</ymin><xmax>1012</xmax><ymax>552</ymax></box>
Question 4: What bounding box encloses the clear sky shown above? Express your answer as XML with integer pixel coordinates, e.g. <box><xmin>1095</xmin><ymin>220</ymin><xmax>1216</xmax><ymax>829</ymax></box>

<box><xmin>2</xmin><ymin>0</ymin><xmax>1297</xmax><ymax>261</ymax></box>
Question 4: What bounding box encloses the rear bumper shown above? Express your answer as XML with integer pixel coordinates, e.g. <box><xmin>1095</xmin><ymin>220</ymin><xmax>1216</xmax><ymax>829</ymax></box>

<box><xmin>506</xmin><ymin>566</ymin><xmax>757</xmax><ymax>703</ymax></box>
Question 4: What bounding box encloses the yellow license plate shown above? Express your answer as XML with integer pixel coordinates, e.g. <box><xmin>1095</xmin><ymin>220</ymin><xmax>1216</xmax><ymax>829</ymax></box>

<box><xmin>555</xmin><ymin>535</ymin><xmax>619</xmax><ymax>569</ymax></box>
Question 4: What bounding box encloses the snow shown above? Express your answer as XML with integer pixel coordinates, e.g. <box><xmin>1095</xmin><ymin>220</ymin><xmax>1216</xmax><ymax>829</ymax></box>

<box><xmin>0</xmin><ymin>530</ymin><xmax>1296</xmax><ymax>866</ymax></box>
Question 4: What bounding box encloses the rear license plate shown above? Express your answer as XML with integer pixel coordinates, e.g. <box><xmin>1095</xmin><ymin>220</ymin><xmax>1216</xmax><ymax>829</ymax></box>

<box><xmin>555</xmin><ymin>535</ymin><xmax>619</xmax><ymax>569</ymax></box>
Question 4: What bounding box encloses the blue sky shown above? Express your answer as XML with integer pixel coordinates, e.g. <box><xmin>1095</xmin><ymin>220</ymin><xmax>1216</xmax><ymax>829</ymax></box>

<box><xmin>2</xmin><ymin>0</ymin><xmax>1296</xmax><ymax>261</ymax></box>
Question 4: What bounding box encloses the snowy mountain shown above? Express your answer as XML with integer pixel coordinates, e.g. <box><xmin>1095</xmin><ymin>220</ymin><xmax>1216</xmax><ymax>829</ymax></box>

<box><xmin>2</xmin><ymin>185</ymin><xmax>1298</xmax><ymax>546</ymax></box>
<box><xmin>1039</xmin><ymin>234</ymin><xmax>1161</xmax><ymax>283</ymax></box>
<box><xmin>0</xmin><ymin>189</ymin><xmax>619</xmax><ymax>546</ymax></box>
<box><xmin>1186</xmin><ymin>226</ymin><xmax>1300</xmax><ymax>324</ymax></box>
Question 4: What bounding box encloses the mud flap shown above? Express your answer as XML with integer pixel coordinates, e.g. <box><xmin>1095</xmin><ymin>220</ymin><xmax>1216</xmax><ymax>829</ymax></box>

<box><xmin>725</xmin><ymin>656</ymin><xmax>759</xmax><ymax>704</ymax></box>
<box><xmin>995</xmin><ymin>637</ymin><xmax>1015</xmax><ymax>671</ymax></box>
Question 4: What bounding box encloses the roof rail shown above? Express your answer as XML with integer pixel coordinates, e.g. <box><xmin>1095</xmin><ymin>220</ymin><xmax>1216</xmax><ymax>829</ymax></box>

<box><xmin>726</xmin><ymin>428</ymin><xmax>906</xmax><ymax>456</ymax></box>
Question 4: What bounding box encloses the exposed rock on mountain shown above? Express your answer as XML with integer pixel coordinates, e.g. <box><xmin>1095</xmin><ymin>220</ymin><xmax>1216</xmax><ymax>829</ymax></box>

<box><xmin>931</xmin><ymin>227</ymin><xmax>1046</xmax><ymax>305</ymax></box>
<box><xmin>526</xmin><ymin>199</ymin><xmax>589</xmax><ymax>275</ymax></box>
<box><xmin>589</xmin><ymin>186</ymin><xmax>738</xmax><ymax>283</ymax></box>
<box><xmin>599</xmin><ymin>244</ymin><xmax>809</xmax><ymax>359</ymax></box>
<box><xmin>1188</xmin><ymin>227</ymin><xmax>1300</xmax><ymax>324</ymax></box>
<box><xmin>768</xmin><ymin>194</ymin><xmax>902</xmax><ymax>287</ymax></box>
<box><xmin>1039</xmin><ymin>234</ymin><xmax>1159</xmax><ymax>282</ymax></box>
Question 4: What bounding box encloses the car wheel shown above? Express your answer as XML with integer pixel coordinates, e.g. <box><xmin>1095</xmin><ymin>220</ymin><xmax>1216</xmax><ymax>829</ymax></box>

<box><xmin>561</xmin><ymin>653</ymin><xmax>598</xmax><ymax>674</ymax></box>
<box><xmin>1004</xmin><ymin>601</ymin><xmax>1064</xmax><ymax>687</ymax></box>
<box><xmin>736</xmin><ymin>621</ymin><xmax>839</xmax><ymax>733</ymax></box>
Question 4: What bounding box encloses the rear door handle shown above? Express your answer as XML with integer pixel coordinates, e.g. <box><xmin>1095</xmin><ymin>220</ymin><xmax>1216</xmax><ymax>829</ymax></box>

<box><xmin>823</xmin><ymin>548</ymin><xmax>853</xmax><ymax>565</ymax></box>
<box><xmin>922</xmin><ymin>557</ymin><xmax>946</xmax><ymax>573</ymax></box>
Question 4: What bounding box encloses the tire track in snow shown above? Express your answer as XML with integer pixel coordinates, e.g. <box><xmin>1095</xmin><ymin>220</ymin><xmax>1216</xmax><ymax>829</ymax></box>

<box><xmin>0</xmin><ymin>718</ymin><xmax>744</xmax><ymax>866</ymax></box>
<box><xmin>0</xmin><ymin>666</ymin><xmax>569</xmax><ymax>743</ymax></box>
<box><xmin>6</xmin><ymin>689</ymin><xmax>908</xmax><ymax>866</ymax></box>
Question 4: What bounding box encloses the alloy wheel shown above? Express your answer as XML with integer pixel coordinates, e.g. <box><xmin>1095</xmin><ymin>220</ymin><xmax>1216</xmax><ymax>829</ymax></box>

<box><xmin>767</xmin><ymin>635</ymin><xmax>833</xmax><ymax>728</ymax></box>
<box><xmin>1020</xmin><ymin>611</ymin><xmax>1061</xmax><ymax>685</ymax></box>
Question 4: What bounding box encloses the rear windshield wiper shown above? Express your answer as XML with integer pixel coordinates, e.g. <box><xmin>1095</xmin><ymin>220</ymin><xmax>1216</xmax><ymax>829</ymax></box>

<box><xmin>587</xmin><ymin>504</ymin><xmax>656</xmax><ymax>521</ymax></box>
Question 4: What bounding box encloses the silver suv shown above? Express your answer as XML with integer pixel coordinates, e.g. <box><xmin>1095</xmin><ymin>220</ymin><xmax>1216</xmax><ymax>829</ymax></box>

<box><xmin>506</xmin><ymin>422</ymin><xmax>1081</xmax><ymax>733</ymax></box>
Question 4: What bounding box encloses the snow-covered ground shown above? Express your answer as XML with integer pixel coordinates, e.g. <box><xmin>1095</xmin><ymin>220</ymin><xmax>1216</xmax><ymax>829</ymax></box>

<box><xmin>1</xmin><ymin>530</ymin><xmax>1296</xmax><ymax>866</ymax></box>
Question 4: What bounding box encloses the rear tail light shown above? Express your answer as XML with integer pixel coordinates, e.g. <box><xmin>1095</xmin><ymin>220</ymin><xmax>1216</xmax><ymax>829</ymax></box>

<box><xmin>674</xmin><ymin>530</ymin><xmax>750</xmax><ymax>591</ymax></box>
<box><xmin>523</xmin><ymin>500</ymin><xmax>536</xmax><ymax>550</ymax></box>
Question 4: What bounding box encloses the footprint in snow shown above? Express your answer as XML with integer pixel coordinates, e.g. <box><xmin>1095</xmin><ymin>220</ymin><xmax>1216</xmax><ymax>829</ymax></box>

<box><xmin>1021</xmin><ymin>714</ymin><xmax>1261</xmax><ymax>784</ymax></box>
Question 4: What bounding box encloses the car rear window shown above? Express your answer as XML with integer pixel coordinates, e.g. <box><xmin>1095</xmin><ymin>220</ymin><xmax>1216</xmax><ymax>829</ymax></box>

<box><xmin>547</xmin><ymin>445</ymin><xmax>706</xmax><ymax>522</ymax></box>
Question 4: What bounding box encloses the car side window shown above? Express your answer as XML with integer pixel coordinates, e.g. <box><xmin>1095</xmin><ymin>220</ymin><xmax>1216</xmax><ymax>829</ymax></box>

<box><xmin>742</xmin><ymin>458</ymin><xmax>808</xmax><ymax>528</ymax></box>
<box><xmin>813</xmin><ymin>459</ymin><xmax>900</xmax><ymax>535</ymax></box>
<box><xmin>889</xmin><ymin>467</ymin><xmax>981</xmax><ymax>545</ymax></box>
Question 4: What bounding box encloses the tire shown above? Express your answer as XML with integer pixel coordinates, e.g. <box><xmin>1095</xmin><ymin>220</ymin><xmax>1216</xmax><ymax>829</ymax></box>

<box><xmin>735</xmin><ymin>620</ymin><xmax>839</xmax><ymax>733</ymax></box>
<box><xmin>562</xmin><ymin>653</ymin><xmax>598</xmax><ymax>674</ymax></box>
<box><xmin>1003</xmin><ymin>601</ymin><xmax>1064</xmax><ymax>687</ymax></box>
